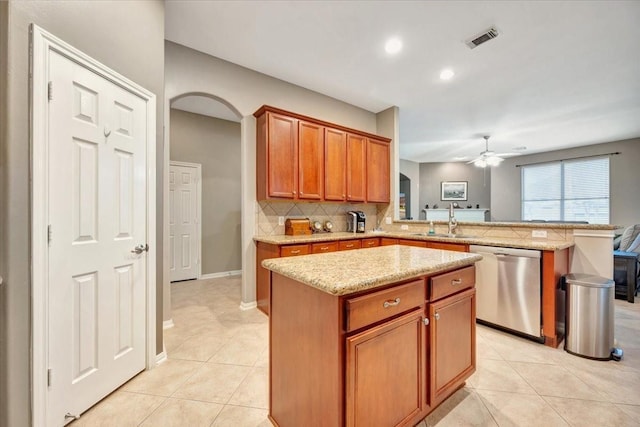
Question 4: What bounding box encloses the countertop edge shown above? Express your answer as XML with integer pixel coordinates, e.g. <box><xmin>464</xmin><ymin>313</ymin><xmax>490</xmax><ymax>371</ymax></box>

<box><xmin>263</xmin><ymin>248</ymin><xmax>482</xmax><ymax>296</ymax></box>
<box><xmin>254</xmin><ymin>232</ymin><xmax>575</xmax><ymax>251</ymax></box>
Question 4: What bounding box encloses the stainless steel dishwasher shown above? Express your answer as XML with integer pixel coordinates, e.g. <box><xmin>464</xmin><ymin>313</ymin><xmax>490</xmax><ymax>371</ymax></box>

<box><xmin>469</xmin><ymin>245</ymin><xmax>542</xmax><ymax>340</ymax></box>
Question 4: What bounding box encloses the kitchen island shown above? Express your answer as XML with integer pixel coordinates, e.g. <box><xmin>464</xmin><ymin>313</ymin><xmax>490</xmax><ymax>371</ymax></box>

<box><xmin>262</xmin><ymin>245</ymin><xmax>481</xmax><ymax>427</ymax></box>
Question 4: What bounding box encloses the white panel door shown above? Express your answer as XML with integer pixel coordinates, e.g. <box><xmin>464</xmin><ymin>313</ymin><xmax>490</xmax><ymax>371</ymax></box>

<box><xmin>47</xmin><ymin>49</ymin><xmax>148</xmax><ymax>425</ymax></box>
<box><xmin>169</xmin><ymin>163</ymin><xmax>200</xmax><ymax>282</ymax></box>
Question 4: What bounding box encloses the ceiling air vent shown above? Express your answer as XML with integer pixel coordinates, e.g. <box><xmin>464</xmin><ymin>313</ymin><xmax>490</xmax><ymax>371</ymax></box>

<box><xmin>465</xmin><ymin>27</ymin><xmax>499</xmax><ymax>49</ymax></box>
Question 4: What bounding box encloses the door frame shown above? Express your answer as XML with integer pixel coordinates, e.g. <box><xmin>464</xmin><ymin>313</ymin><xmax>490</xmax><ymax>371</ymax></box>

<box><xmin>30</xmin><ymin>25</ymin><xmax>157</xmax><ymax>425</ymax></box>
<box><xmin>169</xmin><ymin>160</ymin><xmax>202</xmax><ymax>281</ymax></box>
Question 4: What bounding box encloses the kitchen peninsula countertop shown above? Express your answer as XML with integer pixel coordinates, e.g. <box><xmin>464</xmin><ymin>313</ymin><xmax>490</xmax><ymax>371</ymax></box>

<box><xmin>254</xmin><ymin>231</ymin><xmax>575</xmax><ymax>251</ymax></box>
<box><xmin>262</xmin><ymin>245</ymin><xmax>481</xmax><ymax>296</ymax></box>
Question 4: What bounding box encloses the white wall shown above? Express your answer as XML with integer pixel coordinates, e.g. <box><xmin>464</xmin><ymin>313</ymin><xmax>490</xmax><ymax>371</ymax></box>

<box><xmin>1</xmin><ymin>2</ymin><xmax>165</xmax><ymax>425</ymax></box>
<box><xmin>491</xmin><ymin>138</ymin><xmax>640</xmax><ymax>226</ymax></box>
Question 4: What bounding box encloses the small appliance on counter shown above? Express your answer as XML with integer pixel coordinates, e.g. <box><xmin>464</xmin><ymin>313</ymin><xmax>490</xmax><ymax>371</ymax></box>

<box><xmin>346</xmin><ymin>211</ymin><xmax>366</xmax><ymax>233</ymax></box>
<box><xmin>285</xmin><ymin>218</ymin><xmax>312</xmax><ymax>236</ymax></box>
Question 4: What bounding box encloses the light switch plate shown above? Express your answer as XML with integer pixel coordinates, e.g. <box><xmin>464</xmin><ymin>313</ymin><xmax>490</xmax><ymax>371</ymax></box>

<box><xmin>532</xmin><ymin>229</ymin><xmax>547</xmax><ymax>238</ymax></box>
<box><xmin>401</xmin><ymin>224</ymin><xmax>409</xmax><ymax>230</ymax></box>
<box><xmin>278</xmin><ymin>216</ymin><xmax>285</xmax><ymax>226</ymax></box>
<box><xmin>385</xmin><ymin>217</ymin><xmax>392</xmax><ymax>225</ymax></box>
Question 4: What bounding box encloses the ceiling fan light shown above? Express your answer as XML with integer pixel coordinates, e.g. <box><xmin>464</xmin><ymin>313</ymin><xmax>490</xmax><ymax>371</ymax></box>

<box><xmin>474</xmin><ymin>159</ymin><xmax>487</xmax><ymax>168</ymax></box>
<box><xmin>486</xmin><ymin>156</ymin><xmax>503</xmax><ymax>166</ymax></box>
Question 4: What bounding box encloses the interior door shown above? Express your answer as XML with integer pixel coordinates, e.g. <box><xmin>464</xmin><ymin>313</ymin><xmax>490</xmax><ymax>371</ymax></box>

<box><xmin>47</xmin><ymin>49</ymin><xmax>148</xmax><ymax>425</ymax></box>
<box><xmin>169</xmin><ymin>162</ymin><xmax>200</xmax><ymax>282</ymax></box>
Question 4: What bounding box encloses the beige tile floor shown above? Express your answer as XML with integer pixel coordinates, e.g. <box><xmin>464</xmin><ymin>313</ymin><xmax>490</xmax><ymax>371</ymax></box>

<box><xmin>73</xmin><ymin>276</ymin><xmax>640</xmax><ymax>427</ymax></box>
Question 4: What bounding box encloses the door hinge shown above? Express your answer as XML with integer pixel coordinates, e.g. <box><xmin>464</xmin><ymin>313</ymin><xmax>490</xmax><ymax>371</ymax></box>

<box><xmin>47</xmin><ymin>368</ymin><xmax>52</xmax><ymax>387</ymax></box>
<box><xmin>47</xmin><ymin>81</ymin><xmax>53</xmax><ymax>101</ymax></box>
<box><xmin>47</xmin><ymin>224</ymin><xmax>52</xmax><ymax>245</ymax></box>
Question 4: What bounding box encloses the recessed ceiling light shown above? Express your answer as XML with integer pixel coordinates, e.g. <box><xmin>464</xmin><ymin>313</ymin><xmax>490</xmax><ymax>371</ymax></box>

<box><xmin>513</xmin><ymin>146</ymin><xmax>527</xmax><ymax>151</ymax></box>
<box><xmin>440</xmin><ymin>69</ymin><xmax>455</xmax><ymax>80</ymax></box>
<box><xmin>385</xmin><ymin>37</ymin><xmax>402</xmax><ymax>54</ymax></box>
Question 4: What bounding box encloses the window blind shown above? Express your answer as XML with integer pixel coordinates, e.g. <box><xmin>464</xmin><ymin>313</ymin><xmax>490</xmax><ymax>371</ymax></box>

<box><xmin>521</xmin><ymin>157</ymin><xmax>609</xmax><ymax>224</ymax></box>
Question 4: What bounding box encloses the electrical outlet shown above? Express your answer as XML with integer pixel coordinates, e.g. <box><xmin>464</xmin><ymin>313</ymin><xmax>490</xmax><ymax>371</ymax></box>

<box><xmin>385</xmin><ymin>217</ymin><xmax>392</xmax><ymax>224</ymax></box>
<box><xmin>401</xmin><ymin>224</ymin><xmax>409</xmax><ymax>230</ymax></box>
<box><xmin>532</xmin><ymin>229</ymin><xmax>547</xmax><ymax>238</ymax></box>
<box><xmin>278</xmin><ymin>216</ymin><xmax>285</xmax><ymax>226</ymax></box>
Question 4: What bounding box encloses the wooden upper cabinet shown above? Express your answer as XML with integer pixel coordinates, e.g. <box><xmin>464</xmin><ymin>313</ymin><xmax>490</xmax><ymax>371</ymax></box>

<box><xmin>367</xmin><ymin>138</ymin><xmax>391</xmax><ymax>203</ymax></box>
<box><xmin>298</xmin><ymin>120</ymin><xmax>324</xmax><ymax>200</ymax></box>
<box><xmin>255</xmin><ymin>105</ymin><xmax>390</xmax><ymax>203</ymax></box>
<box><xmin>256</xmin><ymin>111</ymin><xmax>298</xmax><ymax>200</ymax></box>
<box><xmin>346</xmin><ymin>133</ymin><xmax>367</xmax><ymax>202</ymax></box>
<box><xmin>324</xmin><ymin>127</ymin><xmax>347</xmax><ymax>201</ymax></box>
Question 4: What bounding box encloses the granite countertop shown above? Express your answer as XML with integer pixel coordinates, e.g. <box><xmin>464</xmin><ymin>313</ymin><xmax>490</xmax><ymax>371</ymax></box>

<box><xmin>254</xmin><ymin>231</ymin><xmax>574</xmax><ymax>251</ymax></box>
<box><xmin>396</xmin><ymin>220</ymin><xmax>618</xmax><ymax>230</ymax></box>
<box><xmin>262</xmin><ymin>245</ymin><xmax>482</xmax><ymax>296</ymax></box>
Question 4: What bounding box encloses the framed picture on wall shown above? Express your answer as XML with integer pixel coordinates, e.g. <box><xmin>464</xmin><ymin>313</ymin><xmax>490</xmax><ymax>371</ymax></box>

<box><xmin>441</xmin><ymin>181</ymin><xmax>468</xmax><ymax>201</ymax></box>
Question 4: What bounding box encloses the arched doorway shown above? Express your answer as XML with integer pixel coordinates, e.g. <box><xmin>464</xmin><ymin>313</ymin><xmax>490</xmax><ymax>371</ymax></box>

<box><xmin>164</xmin><ymin>93</ymin><xmax>243</xmax><ymax>326</ymax></box>
<box><xmin>399</xmin><ymin>173</ymin><xmax>411</xmax><ymax>220</ymax></box>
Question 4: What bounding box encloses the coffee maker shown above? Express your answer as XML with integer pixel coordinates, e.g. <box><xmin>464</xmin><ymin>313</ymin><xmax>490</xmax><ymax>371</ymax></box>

<box><xmin>346</xmin><ymin>211</ymin><xmax>366</xmax><ymax>233</ymax></box>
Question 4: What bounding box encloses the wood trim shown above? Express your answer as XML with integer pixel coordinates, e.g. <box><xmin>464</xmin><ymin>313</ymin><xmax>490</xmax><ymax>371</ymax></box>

<box><xmin>254</xmin><ymin>105</ymin><xmax>391</xmax><ymax>143</ymax></box>
<box><xmin>541</xmin><ymin>248</ymin><xmax>569</xmax><ymax>347</ymax></box>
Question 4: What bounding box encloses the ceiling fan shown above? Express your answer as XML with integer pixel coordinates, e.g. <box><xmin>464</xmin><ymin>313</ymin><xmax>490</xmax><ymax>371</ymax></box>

<box><xmin>468</xmin><ymin>136</ymin><xmax>505</xmax><ymax>167</ymax></box>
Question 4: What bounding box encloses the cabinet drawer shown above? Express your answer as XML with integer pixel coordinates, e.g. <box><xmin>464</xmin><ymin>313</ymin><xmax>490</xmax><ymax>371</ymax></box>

<box><xmin>311</xmin><ymin>241</ymin><xmax>338</xmax><ymax>254</ymax></box>
<box><xmin>339</xmin><ymin>240</ymin><xmax>361</xmax><ymax>251</ymax></box>
<box><xmin>426</xmin><ymin>241</ymin><xmax>468</xmax><ymax>252</ymax></box>
<box><xmin>345</xmin><ymin>279</ymin><xmax>425</xmax><ymax>332</ymax></box>
<box><xmin>430</xmin><ymin>266</ymin><xmax>475</xmax><ymax>301</ymax></box>
<box><xmin>361</xmin><ymin>238</ymin><xmax>379</xmax><ymax>248</ymax></box>
<box><xmin>281</xmin><ymin>244</ymin><xmax>310</xmax><ymax>257</ymax></box>
<box><xmin>398</xmin><ymin>239</ymin><xmax>427</xmax><ymax>247</ymax></box>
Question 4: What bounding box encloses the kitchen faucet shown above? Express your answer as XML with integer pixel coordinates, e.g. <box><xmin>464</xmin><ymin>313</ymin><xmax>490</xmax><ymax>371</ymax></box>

<box><xmin>448</xmin><ymin>203</ymin><xmax>458</xmax><ymax>235</ymax></box>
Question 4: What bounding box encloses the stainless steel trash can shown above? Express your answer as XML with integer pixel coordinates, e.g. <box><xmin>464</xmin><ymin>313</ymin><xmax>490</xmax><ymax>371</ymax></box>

<box><xmin>564</xmin><ymin>273</ymin><xmax>617</xmax><ymax>360</ymax></box>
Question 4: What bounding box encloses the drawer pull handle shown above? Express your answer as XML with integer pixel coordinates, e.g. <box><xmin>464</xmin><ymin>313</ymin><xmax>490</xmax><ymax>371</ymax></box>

<box><xmin>321</xmin><ymin>246</ymin><xmax>329</xmax><ymax>251</ymax></box>
<box><xmin>290</xmin><ymin>250</ymin><xmax>301</xmax><ymax>254</ymax></box>
<box><xmin>451</xmin><ymin>278</ymin><xmax>463</xmax><ymax>285</ymax></box>
<box><xmin>383</xmin><ymin>298</ymin><xmax>401</xmax><ymax>308</ymax></box>
<box><xmin>346</xmin><ymin>244</ymin><xmax>354</xmax><ymax>248</ymax></box>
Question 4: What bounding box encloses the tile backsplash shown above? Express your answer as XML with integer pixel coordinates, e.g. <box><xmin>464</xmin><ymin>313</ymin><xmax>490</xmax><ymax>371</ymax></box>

<box><xmin>256</xmin><ymin>201</ymin><xmax>382</xmax><ymax>236</ymax></box>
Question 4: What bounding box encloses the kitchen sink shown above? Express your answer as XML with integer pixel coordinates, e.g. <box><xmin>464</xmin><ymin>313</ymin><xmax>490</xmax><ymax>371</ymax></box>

<box><xmin>412</xmin><ymin>233</ymin><xmax>477</xmax><ymax>239</ymax></box>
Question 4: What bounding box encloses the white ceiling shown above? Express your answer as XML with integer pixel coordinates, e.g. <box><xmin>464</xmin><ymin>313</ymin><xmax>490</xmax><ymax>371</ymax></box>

<box><xmin>165</xmin><ymin>1</ymin><xmax>640</xmax><ymax>163</ymax></box>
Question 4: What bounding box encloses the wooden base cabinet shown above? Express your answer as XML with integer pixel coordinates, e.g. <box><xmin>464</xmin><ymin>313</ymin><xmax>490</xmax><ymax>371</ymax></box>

<box><xmin>346</xmin><ymin>309</ymin><xmax>425</xmax><ymax>427</ymax></box>
<box><xmin>269</xmin><ymin>265</ymin><xmax>477</xmax><ymax>427</ymax></box>
<box><xmin>430</xmin><ymin>288</ymin><xmax>476</xmax><ymax>405</ymax></box>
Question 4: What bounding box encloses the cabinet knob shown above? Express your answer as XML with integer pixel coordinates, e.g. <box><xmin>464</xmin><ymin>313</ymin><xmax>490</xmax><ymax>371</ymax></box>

<box><xmin>435</xmin><ymin>313</ymin><xmax>440</xmax><ymax>321</ymax></box>
<box><xmin>423</xmin><ymin>318</ymin><xmax>430</xmax><ymax>326</ymax></box>
<box><xmin>293</xmin><ymin>191</ymin><xmax>297</xmax><ymax>195</ymax></box>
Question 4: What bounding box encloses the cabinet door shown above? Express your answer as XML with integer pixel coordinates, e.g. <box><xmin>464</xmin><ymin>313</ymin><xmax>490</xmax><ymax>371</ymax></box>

<box><xmin>268</xmin><ymin>113</ymin><xmax>298</xmax><ymax>198</ymax></box>
<box><xmin>255</xmin><ymin>242</ymin><xmax>280</xmax><ymax>315</ymax></box>
<box><xmin>430</xmin><ymin>288</ymin><xmax>476</xmax><ymax>405</ymax></box>
<box><xmin>366</xmin><ymin>138</ymin><xmax>390</xmax><ymax>203</ymax></box>
<box><xmin>346</xmin><ymin>309</ymin><xmax>425</xmax><ymax>427</ymax></box>
<box><xmin>298</xmin><ymin>120</ymin><xmax>324</xmax><ymax>200</ymax></box>
<box><xmin>325</xmin><ymin>127</ymin><xmax>347</xmax><ymax>201</ymax></box>
<box><xmin>346</xmin><ymin>133</ymin><xmax>366</xmax><ymax>202</ymax></box>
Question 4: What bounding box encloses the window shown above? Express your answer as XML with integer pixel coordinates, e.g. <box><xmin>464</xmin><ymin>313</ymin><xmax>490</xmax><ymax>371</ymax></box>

<box><xmin>521</xmin><ymin>157</ymin><xmax>609</xmax><ymax>224</ymax></box>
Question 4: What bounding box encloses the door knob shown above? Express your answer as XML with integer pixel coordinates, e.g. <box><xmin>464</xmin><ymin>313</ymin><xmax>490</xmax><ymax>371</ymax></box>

<box><xmin>131</xmin><ymin>244</ymin><xmax>149</xmax><ymax>254</ymax></box>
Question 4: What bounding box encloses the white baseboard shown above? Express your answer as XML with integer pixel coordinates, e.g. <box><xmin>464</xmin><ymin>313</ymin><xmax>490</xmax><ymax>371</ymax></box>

<box><xmin>200</xmin><ymin>269</ymin><xmax>242</xmax><ymax>280</ymax></box>
<box><xmin>156</xmin><ymin>350</ymin><xmax>167</xmax><ymax>365</ymax></box>
<box><xmin>239</xmin><ymin>301</ymin><xmax>257</xmax><ymax>311</ymax></box>
<box><xmin>163</xmin><ymin>319</ymin><xmax>174</xmax><ymax>330</ymax></box>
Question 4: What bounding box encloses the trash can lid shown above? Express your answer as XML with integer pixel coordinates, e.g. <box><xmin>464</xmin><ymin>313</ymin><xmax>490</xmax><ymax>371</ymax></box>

<box><xmin>564</xmin><ymin>273</ymin><xmax>614</xmax><ymax>288</ymax></box>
